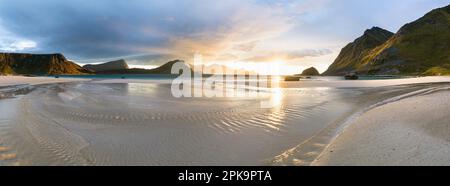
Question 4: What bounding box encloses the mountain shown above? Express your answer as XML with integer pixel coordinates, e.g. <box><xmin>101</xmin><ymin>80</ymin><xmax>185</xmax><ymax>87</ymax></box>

<box><xmin>322</xmin><ymin>27</ymin><xmax>394</xmax><ymax>75</ymax></box>
<box><xmin>96</xmin><ymin>60</ymin><xmax>191</xmax><ymax>74</ymax></box>
<box><xmin>0</xmin><ymin>53</ymin><xmax>90</xmax><ymax>75</ymax></box>
<box><xmin>365</xmin><ymin>5</ymin><xmax>450</xmax><ymax>75</ymax></box>
<box><xmin>301</xmin><ymin>67</ymin><xmax>320</xmax><ymax>76</ymax></box>
<box><xmin>83</xmin><ymin>59</ymin><xmax>129</xmax><ymax>72</ymax></box>
<box><xmin>147</xmin><ymin>60</ymin><xmax>188</xmax><ymax>74</ymax></box>
<box><xmin>323</xmin><ymin>4</ymin><xmax>450</xmax><ymax>76</ymax></box>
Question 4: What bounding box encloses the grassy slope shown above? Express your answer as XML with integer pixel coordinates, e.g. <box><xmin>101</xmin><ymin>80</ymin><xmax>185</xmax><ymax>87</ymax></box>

<box><xmin>323</xmin><ymin>27</ymin><xmax>394</xmax><ymax>75</ymax></box>
<box><xmin>363</xmin><ymin>5</ymin><xmax>450</xmax><ymax>75</ymax></box>
<box><xmin>0</xmin><ymin>63</ymin><xmax>15</xmax><ymax>75</ymax></box>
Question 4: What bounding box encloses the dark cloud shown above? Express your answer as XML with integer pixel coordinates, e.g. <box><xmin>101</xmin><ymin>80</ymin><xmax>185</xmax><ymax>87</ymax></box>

<box><xmin>0</xmin><ymin>0</ymin><xmax>260</xmax><ymax>63</ymax></box>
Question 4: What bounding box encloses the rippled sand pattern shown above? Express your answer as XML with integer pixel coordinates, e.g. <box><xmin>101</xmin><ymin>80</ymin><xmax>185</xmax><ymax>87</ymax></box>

<box><xmin>0</xmin><ymin>82</ymin><xmax>439</xmax><ymax>165</ymax></box>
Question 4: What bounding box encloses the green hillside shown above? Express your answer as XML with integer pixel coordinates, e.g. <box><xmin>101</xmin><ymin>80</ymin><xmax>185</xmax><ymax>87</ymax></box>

<box><xmin>323</xmin><ymin>4</ymin><xmax>450</xmax><ymax>76</ymax></box>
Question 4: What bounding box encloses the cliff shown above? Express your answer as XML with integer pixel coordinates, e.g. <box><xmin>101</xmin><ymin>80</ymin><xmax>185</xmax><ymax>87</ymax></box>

<box><xmin>0</xmin><ymin>53</ymin><xmax>90</xmax><ymax>75</ymax></box>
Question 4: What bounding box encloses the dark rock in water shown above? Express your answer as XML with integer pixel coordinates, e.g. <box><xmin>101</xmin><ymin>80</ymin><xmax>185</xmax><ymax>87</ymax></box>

<box><xmin>301</xmin><ymin>67</ymin><xmax>320</xmax><ymax>76</ymax></box>
<box><xmin>0</xmin><ymin>53</ymin><xmax>90</xmax><ymax>75</ymax></box>
<box><xmin>83</xmin><ymin>59</ymin><xmax>129</xmax><ymax>72</ymax></box>
<box><xmin>344</xmin><ymin>73</ymin><xmax>359</xmax><ymax>80</ymax></box>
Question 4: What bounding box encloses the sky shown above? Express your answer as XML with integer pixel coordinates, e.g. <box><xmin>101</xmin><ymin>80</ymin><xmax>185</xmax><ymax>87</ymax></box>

<box><xmin>0</xmin><ymin>0</ymin><xmax>448</xmax><ymax>74</ymax></box>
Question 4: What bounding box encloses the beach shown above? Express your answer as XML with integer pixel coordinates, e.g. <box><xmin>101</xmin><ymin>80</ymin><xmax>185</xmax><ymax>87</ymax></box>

<box><xmin>312</xmin><ymin>91</ymin><xmax>450</xmax><ymax>166</ymax></box>
<box><xmin>0</xmin><ymin>76</ymin><xmax>89</xmax><ymax>87</ymax></box>
<box><xmin>0</xmin><ymin>75</ymin><xmax>449</xmax><ymax>165</ymax></box>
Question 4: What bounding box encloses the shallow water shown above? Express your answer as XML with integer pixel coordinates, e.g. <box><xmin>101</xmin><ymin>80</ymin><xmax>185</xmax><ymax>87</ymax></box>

<box><xmin>50</xmin><ymin>74</ymin><xmax>409</xmax><ymax>81</ymax></box>
<box><xmin>0</xmin><ymin>81</ymin><xmax>442</xmax><ymax>165</ymax></box>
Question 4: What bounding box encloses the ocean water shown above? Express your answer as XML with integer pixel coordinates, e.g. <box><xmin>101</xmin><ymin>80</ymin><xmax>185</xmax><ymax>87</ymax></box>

<box><xmin>50</xmin><ymin>74</ymin><xmax>179</xmax><ymax>80</ymax></box>
<box><xmin>49</xmin><ymin>74</ymin><xmax>410</xmax><ymax>81</ymax></box>
<box><xmin>0</xmin><ymin>80</ymin><xmax>438</xmax><ymax>165</ymax></box>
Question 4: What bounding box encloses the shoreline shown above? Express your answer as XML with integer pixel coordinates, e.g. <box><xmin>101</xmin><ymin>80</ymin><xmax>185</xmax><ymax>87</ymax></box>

<box><xmin>311</xmin><ymin>89</ymin><xmax>450</xmax><ymax>166</ymax></box>
<box><xmin>269</xmin><ymin>84</ymin><xmax>450</xmax><ymax>166</ymax></box>
<box><xmin>279</xmin><ymin>76</ymin><xmax>450</xmax><ymax>88</ymax></box>
<box><xmin>0</xmin><ymin>75</ymin><xmax>90</xmax><ymax>87</ymax></box>
<box><xmin>3</xmin><ymin>75</ymin><xmax>450</xmax><ymax>88</ymax></box>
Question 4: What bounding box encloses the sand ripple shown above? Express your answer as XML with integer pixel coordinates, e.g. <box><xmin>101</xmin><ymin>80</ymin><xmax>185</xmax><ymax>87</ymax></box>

<box><xmin>1</xmin><ymin>82</ymin><xmax>445</xmax><ymax>165</ymax></box>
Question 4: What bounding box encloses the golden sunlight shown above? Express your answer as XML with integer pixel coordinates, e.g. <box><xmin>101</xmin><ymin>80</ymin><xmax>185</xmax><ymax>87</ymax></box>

<box><xmin>217</xmin><ymin>60</ymin><xmax>298</xmax><ymax>75</ymax></box>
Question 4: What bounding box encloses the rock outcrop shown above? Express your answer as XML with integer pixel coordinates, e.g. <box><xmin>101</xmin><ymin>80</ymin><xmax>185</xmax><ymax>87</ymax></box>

<box><xmin>301</xmin><ymin>67</ymin><xmax>320</xmax><ymax>76</ymax></box>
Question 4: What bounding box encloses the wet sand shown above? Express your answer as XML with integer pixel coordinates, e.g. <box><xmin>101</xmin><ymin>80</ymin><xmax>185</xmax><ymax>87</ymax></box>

<box><xmin>0</xmin><ymin>76</ymin><xmax>450</xmax><ymax>165</ymax></box>
<box><xmin>0</xmin><ymin>76</ymin><xmax>89</xmax><ymax>87</ymax></box>
<box><xmin>0</xmin><ymin>82</ymin><xmax>365</xmax><ymax>165</ymax></box>
<box><xmin>312</xmin><ymin>90</ymin><xmax>450</xmax><ymax>166</ymax></box>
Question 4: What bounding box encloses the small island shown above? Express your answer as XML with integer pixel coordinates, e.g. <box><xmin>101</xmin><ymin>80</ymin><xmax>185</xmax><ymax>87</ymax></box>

<box><xmin>301</xmin><ymin>67</ymin><xmax>320</xmax><ymax>76</ymax></box>
<box><xmin>284</xmin><ymin>67</ymin><xmax>320</xmax><ymax>81</ymax></box>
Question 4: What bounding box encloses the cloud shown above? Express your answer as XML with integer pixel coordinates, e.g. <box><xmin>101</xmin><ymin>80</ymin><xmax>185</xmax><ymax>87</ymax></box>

<box><xmin>0</xmin><ymin>39</ymin><xmax>37</xmax><ymax>51</ymax></box>
<box><xmin>243</xmin><ymin>48</ymin><xmax>333</xmax><ymax>62</ymax></box>
<box><xmin>0</xmin><ymin>0</ymin><xmax>294</xmax><ymax>65</ymax></box>
<box><xmin>0</xmin><ymin>24</ymin><xmax>37</xmax><ymax>52</ymax></box>
<box><xmin>162</xmin><ymin>1</ymin><xmax>295</xmax><ymax>63</ymax></box>
<box><xmin>233</xmin><ymin>41</ymin><xmax>259</xmax><ymax>52</ymax></box>
<box><xmin>285</xmin><ymin>48</ymin><xmax>333</xmax><ymax>59</ymax></box>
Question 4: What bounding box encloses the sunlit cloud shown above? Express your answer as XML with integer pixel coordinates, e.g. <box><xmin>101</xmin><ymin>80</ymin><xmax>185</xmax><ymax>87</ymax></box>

<box><xmin>0</xmin><ymin>39</ymin><xmax>37</xmax><ymax>52</ymax></box>
<box><xmin>0</xmin><ymin>24</ymin><xmax>37</xmax><ymax>52</ymax></box>
<box><xmin>242</xmin><ymin>49</ymin><xmax>333</xmax><ymax>62</ymax></box>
